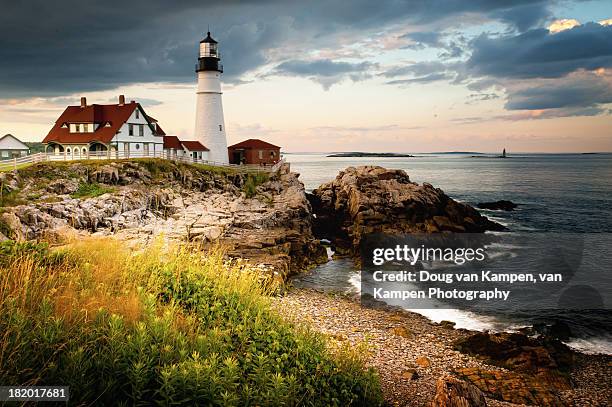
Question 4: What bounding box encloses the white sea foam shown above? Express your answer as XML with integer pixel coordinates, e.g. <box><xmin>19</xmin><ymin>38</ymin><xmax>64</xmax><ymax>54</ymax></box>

<box><xmin>565</xmin><ymin>337</ymin><xmax>612</xmax><ymax>355</ymax></box>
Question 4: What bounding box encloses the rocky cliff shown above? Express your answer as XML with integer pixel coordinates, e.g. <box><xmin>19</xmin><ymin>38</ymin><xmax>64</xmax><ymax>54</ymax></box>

<box><xmin>309</xmin><ymin>166</ymin><xmax>504</xmax><ymax>253</ymax></box>
<box><xmin>0</xmin><ymin>160</ymin><xmax>327</xmax><ymax>276</ymax></box>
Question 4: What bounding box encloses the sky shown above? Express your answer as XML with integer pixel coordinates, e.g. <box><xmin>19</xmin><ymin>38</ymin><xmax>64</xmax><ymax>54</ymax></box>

<box><xmin>0</xmin><ymin>0</ymin><xmax>611</xmax><ymax>153</ymax></box>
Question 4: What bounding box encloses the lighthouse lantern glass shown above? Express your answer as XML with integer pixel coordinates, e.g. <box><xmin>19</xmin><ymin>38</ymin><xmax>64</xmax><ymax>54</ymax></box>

<box><xmin>200</xmin><ymin>42</ymin><xmax>218</xmax><ymax>58</ymax></box>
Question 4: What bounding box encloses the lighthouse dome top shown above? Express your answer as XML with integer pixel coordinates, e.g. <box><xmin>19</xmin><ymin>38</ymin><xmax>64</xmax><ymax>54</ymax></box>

<box><xmin>200</xmin><ymin>31</ymin><xmax>218</xmax><ymax>44</ymax></box>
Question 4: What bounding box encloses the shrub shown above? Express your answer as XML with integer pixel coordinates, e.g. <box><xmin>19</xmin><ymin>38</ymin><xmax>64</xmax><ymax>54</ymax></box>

<box><xmin>243</xmin><ymin>172</ymin><xmax>269</xmax><ymax>198</ymax></box>
<box><xmin>0</xmin><ymin>239</ymin><xmax>382</xmax><ymax>406</ymax></box>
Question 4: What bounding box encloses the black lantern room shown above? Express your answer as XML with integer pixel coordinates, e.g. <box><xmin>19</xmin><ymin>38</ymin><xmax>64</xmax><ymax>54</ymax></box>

<box><xmin>196</xmin><ymin>32</ymin><xmax>223</xmax><ymax>73</ymax></box>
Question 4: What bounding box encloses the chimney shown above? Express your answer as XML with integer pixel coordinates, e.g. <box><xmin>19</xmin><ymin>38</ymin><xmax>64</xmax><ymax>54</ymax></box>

<box><xmin>130</xmin><ymin>100</ymin><xmax>136</xmax><ymax>104</ymax></box>
<box><xmin>80</xmin><ymin>97</ymin><xmax>86</xmax><ymax>108</ymax></box>
<box><xmin>118</xmin><ymin>95</ymin><xmax>125</xmax><ymax>106</ymax></box>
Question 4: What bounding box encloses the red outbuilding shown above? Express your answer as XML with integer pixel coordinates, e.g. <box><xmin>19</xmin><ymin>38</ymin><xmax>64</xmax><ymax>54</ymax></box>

<box><xmin>227</xmin><ymin>139</ymin><xmax>281</xmax><ymax>165</ymax></box>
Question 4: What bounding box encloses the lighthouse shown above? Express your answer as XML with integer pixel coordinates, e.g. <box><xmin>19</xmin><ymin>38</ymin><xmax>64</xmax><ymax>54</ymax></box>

<box><xmin>194</xmin><ymin>31</ymin><xmax>228</xmax><ymax>164</ymax></box>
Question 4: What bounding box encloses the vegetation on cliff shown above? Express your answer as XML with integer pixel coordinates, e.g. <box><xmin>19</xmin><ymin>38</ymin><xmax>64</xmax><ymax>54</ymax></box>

<box><xmin>0</xmin><ymin>238</ymin><xmax>381</xmax><ymax>405</ymax></box>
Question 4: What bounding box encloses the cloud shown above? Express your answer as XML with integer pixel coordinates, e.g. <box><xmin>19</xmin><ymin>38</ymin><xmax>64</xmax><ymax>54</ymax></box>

<box><xmin>467</xmin><ymin>23</ymin><xmax>612</xmax><ymax>80</ymax></box>
<box><xmin>402</xmin><ymin>31</ymin><xmax>443</xmax><ymax>49</ymax></box>
<box><xmin>386</xmin><ymin>73</ymin><xmax>454</xmax><ymax>85</ymax></box>
<box><xmin>490</xmin><ymin>2</ymin><xmax>551</xmax><ymax>32</ymax></box>
<box><xmin>272</xmin><ymin>59</ymin><xmax>377</xmax><ymax>89</ymax></box>
<box><xmin>0</xmin><ymin>0</ymin><xmax>555</xmax><ymax>98</ymax></box>
<box><xmin>548</xmin><ymin>18</ymin><xmax>581</xmax><ymax>33</ymax></box>
<box><xmin>383</xmin><ymin>61</ymin><xmax>458</xmax><ymax>85</ymax></box>
<box><xmin>504</xmin><ymin>71</ymin><xmax>612</xmax><ymax>110</ymax></box>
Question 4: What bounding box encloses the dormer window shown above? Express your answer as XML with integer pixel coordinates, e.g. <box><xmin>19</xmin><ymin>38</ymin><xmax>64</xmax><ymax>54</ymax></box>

<box><xmin>135</xmin><ymin>109</ymin><xmax>139</xmax><ymax>119</ymax></box>
<box><xmin>105</xmin><ymin>122</ymin><xmax>111</xmax><ymax>127</ymax></box>
<box><xmin>61</xmin><ymin>123</ymin><xmax>68</xmax><ymax>128</ymax></box>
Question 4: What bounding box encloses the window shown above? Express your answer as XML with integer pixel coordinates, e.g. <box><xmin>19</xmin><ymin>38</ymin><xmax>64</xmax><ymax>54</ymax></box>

<box><xmin>270</xmin><ymin>150</ymin><xmax>275</xmax><ymax>158</ymax></box>
<box><xmin>1</xmin><ymin>151</ymin><xmax>8</xmax><ymax>158</ymax></box>
<box><xmin>83</xmin><ymin>123</ymin><xmax>89</xmax><ymax>132</ymax></box>
<box><xmin>138</xmin><ymin>124</ymin><xmax>144</xmax><ymax>137</ymax></box>
<box><xmin>135</xmin><ymin>144</ymin><xmax>140</xmax><ymax>150</ymax></box>
<box><xmin>258</xmin><ymin>150</ymin><xmax>263</xmax><ymax>159</ymax></box>
<box><xmin>219</xmin><ymin>125</ymin><xmax>222</xmax><ymax>131</ymax></box>
<box><xmin>75</xmin><ymin>124</ymin><xmax>81</xmax><ymax>132</ymax></box>
<box><xmin>135</xmin><ymin>109</ymin><xmax>139</xmax><ymax>119</ymax></box>
<box><xmin>129</xmin><ymin>124</ymin><xmax>134</xmax><ymax>136</ymax></box>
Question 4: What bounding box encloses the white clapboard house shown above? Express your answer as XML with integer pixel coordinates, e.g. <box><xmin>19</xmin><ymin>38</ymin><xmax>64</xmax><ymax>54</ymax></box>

<box><xmin>42</xmin><ymin>95</ymin><xmax>209</xmax><ymax>161</ymax></box>
<box><xmin>0</xmin><ymin>134</ymin><xmax>30</xmax><ymax>160</ymax></box>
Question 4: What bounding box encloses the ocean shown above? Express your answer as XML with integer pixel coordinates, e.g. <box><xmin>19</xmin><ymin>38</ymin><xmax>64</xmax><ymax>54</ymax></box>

<box><xmin>287</xmin><ymin>152</ymin><xmax>612</xmax><ymax>354</ymax></box>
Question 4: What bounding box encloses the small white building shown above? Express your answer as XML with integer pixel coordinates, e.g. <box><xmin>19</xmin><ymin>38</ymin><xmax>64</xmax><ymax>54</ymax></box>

<box><xmin>42</xmin><ymin>95</ymin><xmax>166</xmax><ymax>158</ymax></box>
<box><xmin>163</xmin><ymin>135</ymin><xmax>209</xmax><ymax>161</ymax></box>
<box><xmin>0</xmin><ymin>134</ymin><xmax>30</xmax><ymax>160</ymax></box>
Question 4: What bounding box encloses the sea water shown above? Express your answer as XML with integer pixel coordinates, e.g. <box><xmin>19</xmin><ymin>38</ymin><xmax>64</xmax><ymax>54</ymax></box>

<box><xmin>289</xmin><ymin>152</ymin><xmax>612</xmax><ymax>354</ymax></box>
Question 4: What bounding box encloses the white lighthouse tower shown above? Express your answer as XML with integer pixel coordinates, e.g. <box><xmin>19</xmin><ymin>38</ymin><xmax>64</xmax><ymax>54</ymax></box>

<box><xmin>194</xmin><ymin>32</ymin><xmax>228</xmax><ymax>164</ymax></box>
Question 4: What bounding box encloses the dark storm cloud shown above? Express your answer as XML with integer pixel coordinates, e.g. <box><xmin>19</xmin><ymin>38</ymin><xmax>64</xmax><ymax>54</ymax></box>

<box><xmin>272</xmin><ymin>59</ymin><xmax>376</xmax><ymax>89</ymax></box>
<box><xmin>490</xmin><ymin>2</ymin><xmax>551</xmax><ymax>32</ymax></box>
<box><xmin>467</xmin><ymin>23</ymin><xmax>612</xmax><ymax>79</ymax></box>
<box><xmin>505</xmin><ymin>74</ymin><xmax>612</xmax><ymax>110</ymax></box>
<box><xmin>0</xmin><ymin>0</ymin><xmax>553</xmax><ymax>98</ymax></box>
<box><xmin>275</xmin><ymin>60</ymin><xmax>375</xmax><ymax>77</ymax></box>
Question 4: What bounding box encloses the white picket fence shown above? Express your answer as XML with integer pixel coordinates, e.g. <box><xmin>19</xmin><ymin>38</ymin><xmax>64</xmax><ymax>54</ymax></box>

<box><xmin>0</xmin><ymin>151</ymin><xmax>286</xmax><ymax>174</ymax></box>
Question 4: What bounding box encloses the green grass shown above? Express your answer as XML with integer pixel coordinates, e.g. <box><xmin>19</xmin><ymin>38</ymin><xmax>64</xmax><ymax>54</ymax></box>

<box><xmin>0</xmin><ymin>239</ymin><xmax>382</xmax><ymax>406</ymax></box>
<box><xmin>0</xmin><ymin>184</ymin><xmax>23</xmax><ymax>207</ymax></box>
<box><xmin>70</xmin><ymin>182</ymin><xmax>115</xmax><ymax>199</ymax></box>
<box><xmin>0</xmin><ymin>161</ymin><xmax>33</xmax><ymax>172</ymax></box>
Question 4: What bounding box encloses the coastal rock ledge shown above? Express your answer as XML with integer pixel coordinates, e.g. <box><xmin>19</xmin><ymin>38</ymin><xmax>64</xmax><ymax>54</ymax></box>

<box><xmin>309</xmin><ymin>166</ymin><xmax>504</xmax><ymax>252</ymax></box>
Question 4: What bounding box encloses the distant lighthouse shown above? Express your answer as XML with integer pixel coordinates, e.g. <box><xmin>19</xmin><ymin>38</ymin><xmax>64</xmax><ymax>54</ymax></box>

<box><xmin>194</xmin><ymin>31</ymin><xmax>228</xmax><ymax>164</ymax></box>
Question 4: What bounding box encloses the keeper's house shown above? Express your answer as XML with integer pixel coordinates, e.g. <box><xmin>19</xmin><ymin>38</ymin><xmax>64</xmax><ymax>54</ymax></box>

<box><xmin>228</xmin><ymin>139</ymin><xmax>280</xmax><ymax>165</ymax></box>
<box><xmin>43</xmin><ymin>95</ymin><xmax>212</xmax><ymax>162</ymax></box>
<box><xmin>42</xmin><ymin>95</ymin><xmax>167</xmax><ymax>158</ymax></box>
<box><xmin>0</xmin><ymin>134</ymin><xmax>30</xmax><ymax>160</ymax></box>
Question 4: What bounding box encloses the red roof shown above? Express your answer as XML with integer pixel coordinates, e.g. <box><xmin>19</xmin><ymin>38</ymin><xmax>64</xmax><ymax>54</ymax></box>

<box><xmin>154</xmin><ymin>123</ymin><xmax>166</xmax><ymax>136</ymax></box>
<box><xmin>42</xmin><ymin>102</ymin><xmax>163</xmax><ymax>144</ymax></box>
<box><xmin>228</xmin><ymin>138</ymin><xmax>280</xmax><ymax>149</ymax></box>
<box><xmin>163</xmin><ymin>135</ymin><xmax>182</xmax><ymax>149</ymax></box>
<box><xmin>181</xmin><ymin>141</ymin><xmax>209</xmax><ymax>151</ymax></box>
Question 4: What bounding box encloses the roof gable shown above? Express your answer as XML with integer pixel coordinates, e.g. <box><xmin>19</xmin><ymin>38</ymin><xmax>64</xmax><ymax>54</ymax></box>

<box><xmin>228</xmin><ymin>138</ymin><xmax>280</xmax><ymax>149</ymax></box>
<box><xmin>42</xmin><ymin>101</ymin><xmax>163</xmax><ymax>144</ymax></box>
<box><xmin>181</xmin><ymin>141</ymin><xmax>209</xmax><ymax>151</ymax></box>
<box><xmin>0</xmin><ymin>134</ymin><xmax>29</xmax><ymax>150</ymax></box>
<box><xmin>43</xmin><ymin>103</ymin><xmax>138</xmax><ymax>144</ymax></box>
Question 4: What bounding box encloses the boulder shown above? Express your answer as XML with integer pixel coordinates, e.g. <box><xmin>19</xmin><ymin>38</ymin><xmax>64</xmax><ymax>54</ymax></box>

<box><xmin>453</xmin><ymin>332</ymin><xmax>574</xmax><ymax>406</ymax></box>
<box><xmin>431</xmin><ymin>376</ymin><xmax>487</xmax><ymax>407</ymax></box>
<box><xmin>46</xmin><ymin>179</ymin><xmax>79</xmax><ymax>195</ymax></box>
<box><xmin>310</xmin><ymin>166</ymin><xmax>505</xmax><ymax>251</ymax></box>
<box><xmin>476</xmin><ymin>200</ymin><xmax>517</xmax><ymax>211</ymax></box>
<box><xmin>453</xmin><ymin>332</ymin><xmax>574</xmax><ymax>373</ymax></box>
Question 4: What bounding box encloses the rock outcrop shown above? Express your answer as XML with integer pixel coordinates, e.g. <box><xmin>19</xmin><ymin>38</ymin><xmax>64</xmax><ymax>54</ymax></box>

<box><xmin>309</xmin><ymin>166</ymin><xmax>505</xmax><ymax>253</ymax></box>
<box><xmin>1</xmin><ymin>160</ymin><xmax>326</xmax><ymax>277</ymax></box>
<box><xmin>453</xmin><ymin>332</ymin><xmax>574</xmax><ymax>406</ymax></box>
<box><xmin>431</xmin><ymin>376</ymin><xmax>487</xmax><ymax>407</ymax></box>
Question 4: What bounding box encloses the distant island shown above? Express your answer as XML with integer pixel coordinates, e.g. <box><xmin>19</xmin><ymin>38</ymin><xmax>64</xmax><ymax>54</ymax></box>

<box><xmin>327</xmin><ymin>152</ymin><xmax>414</xmax><ymax>158</ymax></box>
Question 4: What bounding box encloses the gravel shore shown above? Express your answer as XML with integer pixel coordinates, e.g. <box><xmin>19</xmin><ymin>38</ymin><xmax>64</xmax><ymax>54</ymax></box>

<box><xmin>273</xmin><ymin>288</ymin><xmax>611</xmax><ymax>406</ymax></box>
